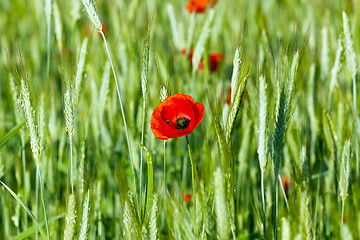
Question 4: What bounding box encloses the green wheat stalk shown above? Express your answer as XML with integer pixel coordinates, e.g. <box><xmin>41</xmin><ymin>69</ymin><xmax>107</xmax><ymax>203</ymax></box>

<box><xmin>123</xmin><ymin>192</ymin><xmax>141</xmax><ymax>239</ymax></box>
<box><xmin>44</xmin><ymin>0</ymin><xmax>52</xmax><ymax>76</ymax></box>
<box><xmin>299</xmin><ymin>190</ymin><xmax>312</xmax><ymax>240</ymax></box>
<box><xmin>20</xmin><ymin>79</ymin><xmax>50</xmax><ymax>239</ymax></box>
<box><xmin>64</xmin><ymin>90</ymin><xmax>74</xmax><ymax>194</ymax></box>
<box><xmin>72</xmin><ymin>37</ymin><xmax>88</xmax><ymax>109</ymax></box>
<box><xmin>320</xmin><ymin>26</ymin><xmax>329</xmax><ymax>81</ymax></box>
<box><xmin>140</xmin><ymin>34</ymin><xmax>150</xmax><ymax>219</ymax></box>
<box><xmin>258</xmin><ymin>75</ymin><xmax>268</xmax><ymax>239</ymax></box>
<box><xmin>8</xmin><ymin>74</ymin><xmax>28</xmax><ymax>228</ymax></box>
<box><xmin>53</xmin><ymin>0</ymin><xmax>62</xmax><ymax>52</ymax></box>
<box><xmin>79</xmin><ymin>0</ymin><xmax>136</xmax><ymax>187</ymax></box>
<box><xmin>328</xmin><ymin>38</ymin><xmax>343</xmax><ymax>110</ymax></box>
<box><xmin>281</xmin><ymin>217</ymin><xmax>290</xmax><ymax>240</ymax></box>
<box><xmin>342</xmin><ymin>12</ymin><xmax>358</xmax><ymax>180</ymax></box>
<box><xmin>339</xmin><ymin>140</ymin><xmax>350</xmax><ymax>223</ymax></box>
<box><xmin>271</xmin><ymin>52</ymin><xmax>299</xmax><ymax>240</ymax></box>
<box><xmin>214</xmin><ymin>168</ymin><xmax>229</xmax><ymax>240</ymax></box>
<box><xmin>149</xmin><ymin>194</ymin><xmax>158</xmax><ymax>240</ymax></box>
<box><xmin>79</xmin><ymin>190</ymin><xmax>91</xmax><ymax>240</ymax></box>
<box><xmin>191</xmin><ymin>9</ymin><xmax>214</xmax><ymax>93</ymax></box>
<box><xmin>63</xmin><ymin>194</ymin><xmax>77</xmax><ymax>240</ymax></box>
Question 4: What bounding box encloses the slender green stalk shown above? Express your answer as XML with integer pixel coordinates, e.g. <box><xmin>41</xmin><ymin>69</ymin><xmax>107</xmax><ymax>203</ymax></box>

<box><xmin>273</xmin><ymin>172</ymin><xmax>278</xmax><ymax>240</ymax></box>
<box><xmin>64</xmin><ymin>90</ymin><xmax>74</xmax><ymax>194</ymax></box>
<box><xmin>163</xmin><ymin>140</ymin><xmax>166</xmax><ymax>190</ymax></box>
<box><xmin>0</xmin><ymin>180</ymin><xmax>48</xmax><ymax>240</ymax></box>
<box><xmin>261</xmin><ymin>170</ymin><xmax>266</xmax><ymax>239</ymax></box>
<box><xmin>342</xmin><ymin>12</ymin><xmax>358</xmax><ymax>180</ymax></box>
<box><xmin>37</xmin><ymin>164</ymin><xmax>50</xmax><ymax>240</ymax></box>
<box><xmin>140</xmin><ymin>97</ymin><xmax>145</xmax><ymax>203</ymax></box>
<box><xmin>36</xmin><ymin>166</ymin><xmax>39</xmax><ymax>240</ymax></box>
<box><xmin>0</xmin><ymin>120</ymin><xmax>26</xmax><ymax>148</ymax></box>
<box><xmin>99</xmin><ymin>31</ymin><xmax>135</xmax><ymax>186</ymax></box>
<box><xmin>146</xmin><ymin>151</ymin><xmax>153</xmax><ymax>214</ymax></box>
<box><xmin>258</xmin><ymin>75</ymin><xmax>267</xmax><ymax>239</ymax></box>
<box><xmin>70</xmin><ymin>142</ymin><xmax>73</xmax><ymax>194</ymax></box>
<box><xmin>186</xmin><ymin>135</ymin><xmax>196</xmax><ymax>235</ymax></box>
<box><xmin>352</xmin><ymin>76</ymin><xmax>358</xmax><ymax>179</ymax></box>
<box><xmin>140</xmin><ymin>34</ymin><xmax>150</xmax><ymax>216</ymax></box>
<box><xmin>278</xmin><ymin>175</ymin><xmax>289</xmax><ymax>211</ymax></box>
<box><xmin>21</xmin><ymin>136</ymin><xmax>28</xmax><ymax>228</ymax></box>
<box><xmin>46</xmin><ymin>22</ymin><xmax>50</xmax><ymax>76</ymax></box>
<box><xmin>341</xmin><ymin>200</ymin><xmax>344</xmax><ymax>223</ymax></box>
<box><xmin>45</xmin><ymin>0</ymin><xmax>51</xmax><ymax>77</ymax></box>
<box><xmin>140</xmin><ymin>90</ymin><xmax>147</xmax><ymax>219</ymax></box>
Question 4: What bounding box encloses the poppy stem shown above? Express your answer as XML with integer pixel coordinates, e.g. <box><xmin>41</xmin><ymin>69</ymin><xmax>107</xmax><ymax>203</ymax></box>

<box><xmin>186</xmin><ymin>135</ymin><xmax>196</xmax><ymax>235</ymax></box>
<box><xmin>163</xmin><ymin>140</ymin><xmax>166</xmax><ymax>190</ymax></box>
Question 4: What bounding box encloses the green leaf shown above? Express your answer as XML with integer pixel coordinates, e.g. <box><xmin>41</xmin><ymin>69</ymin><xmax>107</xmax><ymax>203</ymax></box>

<box><xmin>0</xmin><ymin>120</ymin><xmax>26</xmax><ymax>148</ymax></box>
<box><xmin>0</xmin><ymin>180</ymin><xmax>48</xmax><ymax>240</ymax></box>
<box><xmin>11</xmin><ymin>214</ymin><xmax>64</xmax><ymax>240</ymax></box>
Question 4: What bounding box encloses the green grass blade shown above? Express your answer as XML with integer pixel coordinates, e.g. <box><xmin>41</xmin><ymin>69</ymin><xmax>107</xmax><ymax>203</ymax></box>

<box><xmin>11</xmin><ymin>214</ymin><xmax>64</xmax><ymax>240</ymax></box>
<box><xmin>0</xmin><ymin>180</ymin><xmax>48</xmax><ymax>240</ymax></box>
<box><xmin>0</xmin><ymin>120</ymin><xmax>26</xmax><ymax>148</ymax></box>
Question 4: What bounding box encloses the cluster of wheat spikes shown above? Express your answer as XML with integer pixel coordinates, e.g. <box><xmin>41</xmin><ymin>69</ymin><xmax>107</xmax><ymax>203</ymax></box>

<box><xmin>1</xmin><ymin>0</ymin><xmax>360</xmax><ymax>239</ymax></box>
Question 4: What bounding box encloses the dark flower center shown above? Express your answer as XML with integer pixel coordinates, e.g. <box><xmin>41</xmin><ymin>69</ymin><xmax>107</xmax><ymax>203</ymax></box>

<box><xmin>175</xmin><ymin>117</ymin><xmax>190</xmax><ymax>129</ymax></box>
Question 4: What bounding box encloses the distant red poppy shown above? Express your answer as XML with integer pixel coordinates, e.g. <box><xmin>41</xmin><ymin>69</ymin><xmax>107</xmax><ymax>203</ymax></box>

<box><xmin>340</xmin><ymin>213</ymin><xmax>349</xmax><ymax>223</ymax></box>
<box><xmin>186</xmin><ymin>0</ymin><xmax>217</xmax><ymax>13</ymax></box>
<box><xmin>85</xmin><ymin>21</ymin><xmax>107</xmax><ymax>38</ymax></box>
<box><xmin>226</xmin><ymin>86</ymin><xmax>231</xmax><ymax>105</ymax></box>
<box><xmin>184</xmin><ymin>193</ymin><xmax>192</xmax><ymax>204</ymax></box>
<box><xmin>184</xmin><ymin>193</ymin><xmax>200</xmax><ymax>205</ymax></box>
<box><xmin>151</xmin><ymin>94</ymin><xmax>205</xmax><ymax>140</ymax></box>
<box><xmin>198</xmin><ymin>53</ymin><xmax>224</xmax><ymax>71</ymax></box>
<box><xmin>181</xmin><ymin>48</ymin><xmax>224</xmax><ymax>72</ymax></box>
<box><xmin>279</xmin><ymin>175</ymin><xmax>291</xmax><ymax>198</ymax></box>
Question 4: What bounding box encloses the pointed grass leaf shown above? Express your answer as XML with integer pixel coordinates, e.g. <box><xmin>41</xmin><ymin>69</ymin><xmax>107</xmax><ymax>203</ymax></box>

<box><xmin>0</xmin><ymin>181</ymin><xmax>48</xmax><ymax>240</ymax></box>
<box><xmin>0</xmin><ymin>120</ymin><xmax>26</xmax><ymax>149</ymax></box>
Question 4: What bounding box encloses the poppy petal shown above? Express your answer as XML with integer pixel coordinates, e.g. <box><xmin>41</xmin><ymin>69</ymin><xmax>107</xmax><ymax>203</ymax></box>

<box><xmin>151</xmin><ymin>94</ymin><xmax>204</xmax><ymax>140</ymax></box>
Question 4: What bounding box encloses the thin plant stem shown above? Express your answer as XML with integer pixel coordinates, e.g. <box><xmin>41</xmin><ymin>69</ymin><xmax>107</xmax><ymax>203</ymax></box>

<box><xmin>273</xmin><ymin>172</ymin><xmax>278</xmax><ymax>240</ymax></box>
<box><xmin>36</xmin><ymin>165</ymin><xmax>39</xmax><ymax>240</ymax></box>
<box><xmin>37</xmin><ymin>164</ymin><xmax>50</xmax><ymax>240</ymax></box>
<box><xmin>191</xmin><ymin>71</ymin><xmax>195</xmax><ymax>95</ymax></box>
<box><xmin>313</xmin><ymin>177</ymin><xmax>320</xmax><ymax>235</ymax></box>
<box><xmin>353</xmin><ymin>76</ymin><xmax>359</xmax><ymax>180</ymax></box>
<box><xmin>261</xmin><ymin>169</ymin><xmax>266</xmax><ymax>239</ymax></box>
<box><xmin>146</xmin><ymin>152</ymin><xmax>153</xmax><ymax>215</ymax></box>
<box><xmin>21</xmin><ymin>136</ymin><xmax>28</xmax><ymax>228</ymax></box>
<box><xmin>341</xmin><ymin>200</ymin><xmax>344</xmax><ymax>223</ymax></box>
<box><xmin>278</xmin><ymin>175</ymin><xmax>289</xmax><ymax>211</ymax></box>
<box><xmin>182</xmin><ymin>152</ymin><xmax>188</xmax><ymax>193</ymax></box>
<box><xmin>140</xmin><ymin>97</ymin><xmax>146</xmax><ymax>216</ymax></box>
<box><xmin>99</xmin><ymin>31</ymin><xmax>136</xmax><ymax>187</ymax></box>
<box><xmin>70</xmin><ymin>142</ymin><xmax>73</xmax><ymax>194</ymax></box>
<box><xmin>186</xmin><ymin>135</ymin><xmax>196</xmax><ymax>235</ymax></box>
<box><xmin>163</xmin><ymin>140</ymin><xmax>166</xmax><ymax>190</ymax></box>
<box><xmin>46</xmin><ymin>20</ymin><xmax>50</xmax><ymax>77</ymax></box>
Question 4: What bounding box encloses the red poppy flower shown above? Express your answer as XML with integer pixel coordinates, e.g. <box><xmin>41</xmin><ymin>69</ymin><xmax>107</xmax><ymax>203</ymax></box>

<box><xmin>85</xmin><ymin>21</ymin><xmax>107</xmax><ymax>38</ymax></box>
<box><xmin>279</xmin><ymin>175</ymin><xmax>291</xmax><ymax>198</ymax></box>
<box><xmin>186</xmin><ymin>0</ymin><xmax>217</xmax><ymax>13</ymax></box>
<box><xmin>184</xmin><ymin>193</ymin><xmax>193</xmax><ymax>204</ymax></box>
<box><xmin>151</xmin><ymin>94</ymin><xmax>205</xmax><ymax>140</ymax></box>
<box><xmin>199</xmin><ymin>53</ymin><xmax>224</xmax><ymax>72</ymax></box>
<box><xmin>226</xmin><ymin>86</ymin><xmax>231</xmax><ymax>105</ymax></box>
<box><xmin>181</xmin><ymin>48</ymin><xmax>224</xmax><ymax>72</ymax></box>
